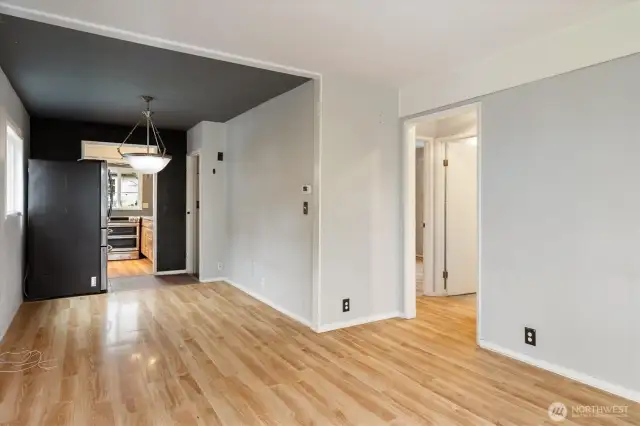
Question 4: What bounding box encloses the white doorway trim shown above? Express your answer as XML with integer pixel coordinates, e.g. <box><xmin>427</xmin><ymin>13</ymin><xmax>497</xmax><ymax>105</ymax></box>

<box><xmin>186</xmin><ymin>152</ymin><xmax>201</xmax><ymax>277</ymax></box>
<box><xmin>402</xmin><ymin>102</ymin><xmax>482</xmax><ymax>343</ymax></box>
<box><xmin>402</xmin><ymin>123</ymin><xmax>417</xmax><ymax>319</ymax></box>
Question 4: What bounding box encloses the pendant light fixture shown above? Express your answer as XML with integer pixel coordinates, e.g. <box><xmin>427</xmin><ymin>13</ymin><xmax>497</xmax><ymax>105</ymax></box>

<box><xmin>118</xmin><ymin>96</ymin><xmax>172</xmax><ymax>174</ymax></box>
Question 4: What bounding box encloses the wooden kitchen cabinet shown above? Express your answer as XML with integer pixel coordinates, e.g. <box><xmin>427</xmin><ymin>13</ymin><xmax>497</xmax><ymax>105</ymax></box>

<box><xmin>141</xmin><ymin>218</ymin><xmax>154</xmax><ymax>260</ymax></box>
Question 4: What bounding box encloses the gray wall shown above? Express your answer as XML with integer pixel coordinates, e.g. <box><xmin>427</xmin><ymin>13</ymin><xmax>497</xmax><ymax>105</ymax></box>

<box><xmin>0</xmin><ymin>66</ymin><xmax>29</xmax><ymax>341</ymax></box>
<box><xmin>226</xmin><ymin>81</ymin><xmax>315</xmax><ymax>323</ymax></box>
<box><xmin>318</xmin><ymin>76</ymin><xmax>400</xmax><ymax>327</ymax></box>
<box><xmin>415</xmin><ymin>147</ymin><xmax>424</xmax><ymax>256</ymax></box>
<box><xmin>480</xmin><ymin>52</ymin><xmax>640</xmax><ymax>394</ymax></box>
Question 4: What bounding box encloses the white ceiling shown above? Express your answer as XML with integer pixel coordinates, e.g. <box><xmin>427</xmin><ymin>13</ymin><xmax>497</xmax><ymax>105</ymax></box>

<box><xmin>0</xmin><ymin>0</ymin><xmax>631</xmax><ymax>86</ymax></box>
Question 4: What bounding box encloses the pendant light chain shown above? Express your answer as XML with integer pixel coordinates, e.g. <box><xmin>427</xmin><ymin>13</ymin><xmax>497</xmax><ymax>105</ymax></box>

<box><xmin>149</xmin><ymin>116</ymin><xmax>168</xmax><ymax>157</ymax></box>
<box><xmin>115</xmin><ymin>95</ymin><xmax>172</xmax><ymax>174</ymax></box>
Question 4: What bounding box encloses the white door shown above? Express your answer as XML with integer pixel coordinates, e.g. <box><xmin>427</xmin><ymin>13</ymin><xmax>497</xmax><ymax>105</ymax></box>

<box><xmin>444</xmin><ymin>138</ymin><xmax>477</xmax><ymax>295</ymax></box>
<box><xmin>421</xmin><ymin>141</ymin><xmax>434</xmax><ymax>294</ymax></box>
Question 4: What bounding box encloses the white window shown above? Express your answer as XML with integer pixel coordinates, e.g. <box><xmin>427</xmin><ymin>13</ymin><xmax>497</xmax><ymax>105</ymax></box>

<box><xmin>108</xmin><ymin>167</ymin><xmax>143</xmax><ymax>210</ymax></box>
<box><xmin>5</xmin><ymin>123</ymin><xmax>24</xmax><ymax>216</ymax></box>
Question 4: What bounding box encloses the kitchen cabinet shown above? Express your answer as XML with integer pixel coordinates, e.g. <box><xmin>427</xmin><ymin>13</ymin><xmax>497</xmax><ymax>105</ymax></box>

<box><xmin>140</xmin><ymin>218</ymin><xmax>154</xmax><ymax>260</ymax></box>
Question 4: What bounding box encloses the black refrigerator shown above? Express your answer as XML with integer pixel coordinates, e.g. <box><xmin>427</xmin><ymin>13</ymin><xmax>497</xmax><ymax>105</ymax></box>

<box><xmin>27</xmin><ymin>160</ymin><xmax>109</xmax><ymax>300</ymax></box>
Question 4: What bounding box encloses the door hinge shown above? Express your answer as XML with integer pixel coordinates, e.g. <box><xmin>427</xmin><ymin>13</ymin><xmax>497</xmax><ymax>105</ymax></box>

<box><xmin>443</xmin><ymin>159</ymin><xmax>449</xmax><ymax>167</ymax></box>
<box><xmin>442</xmin><ymin>270</ymin><xmax>449</xmax><ymax>279</ymax></box>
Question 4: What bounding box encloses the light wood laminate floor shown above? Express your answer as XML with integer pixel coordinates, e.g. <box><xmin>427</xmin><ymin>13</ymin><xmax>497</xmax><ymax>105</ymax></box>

<box><xmin>108</xmin><ymin>258</ymin><xmax>153</xmax><ymax>278</ymax></box>
<box><xmin>0</xmin><ymin>281</ymin><xmax>637</xmax><ymax>425</ymax></box>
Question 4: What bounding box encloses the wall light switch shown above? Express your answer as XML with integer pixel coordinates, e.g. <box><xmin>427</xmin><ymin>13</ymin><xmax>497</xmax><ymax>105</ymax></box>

<box><xmin>302</xmin><ymin>185</ymin><xmax>312</xmax><ymax>194</ymax></box>
<box><xmin>143</xmin><ymin>203</ymin><xmax>149</xmax><ymax>209</ymax></box>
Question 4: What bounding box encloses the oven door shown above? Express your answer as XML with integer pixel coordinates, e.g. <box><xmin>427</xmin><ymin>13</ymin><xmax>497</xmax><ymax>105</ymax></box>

<box><xmin>108</xmin><ymin>224</ymin><xmax>138</xmax><ymax>237</ymax></box>
<box><xmin>108</xmin><ymin>237</ymin><xmax>139</xmax><ymax>252</ymax></box>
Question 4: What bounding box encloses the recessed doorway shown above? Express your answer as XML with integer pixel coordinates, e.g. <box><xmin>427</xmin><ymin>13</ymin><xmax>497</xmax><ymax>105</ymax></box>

<box><xmin>82</xmin><ymin>141</ymin><xmax>158</xmax><ymax>288</ymax></box>
<box><xmin>404</xmin><ymin>103</ymin><xmax>481</xmax><ymax>340</ymax></box>
<box><xmin>186</xmin><ymin>153</ymin><xmax>201</xmax><ymax>279</ymax></box>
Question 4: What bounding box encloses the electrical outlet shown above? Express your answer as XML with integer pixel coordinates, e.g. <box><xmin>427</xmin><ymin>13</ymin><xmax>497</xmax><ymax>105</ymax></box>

<box><xmin>143</xmin><ymin>202</ymin><xmax>149</xmax><ymax>208</ymax></box>
<box><xmin>342</xmin><ymin>298</ymin><xmax>350</xmax><ymax>312</ymax></box>
<box><xmin>525</xmin><ymin>327</ymin><xmax>536</xmax><ymax>346</ymax></box>
<box><xmin>260</xmin><ymin>277</ymin><xmax>266</xmax><ymax>289</ymax></box>
<box><xmin>91</xmin><ymin>276</ymin><xmax>97</xmax><ymax>287</ymax></box>
<box><xmin>217</xmin><ymin>262</ymin><xmax>224</xmax><ymax>271</ymax></box>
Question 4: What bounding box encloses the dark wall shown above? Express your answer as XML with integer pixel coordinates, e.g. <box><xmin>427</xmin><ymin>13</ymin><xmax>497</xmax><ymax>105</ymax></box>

<box><xmin>30</xmin><ymin>117</ymin><xmax>187</xmax><ymax>272</ymax></box>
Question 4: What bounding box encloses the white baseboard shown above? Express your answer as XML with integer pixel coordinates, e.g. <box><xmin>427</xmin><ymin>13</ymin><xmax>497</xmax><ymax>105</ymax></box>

<box><xmin>316</xmin><ymin>311</ymin><xmax>403</xmax><ymax>333</ymax></box>
<box><xmin>479</xmin><ymin>340</ymin><xmax>640</xmax><ymax>403</ymax></box>
<box><xmin>198</xmin><ymin>276</ymin><xmax>227</xmax><ymax>283</ymax></box>
<box><xmin>223</xmin><ymin>279</ymin><xmax>312</xmax><ymax>328</ymax></box>
<box><xmin>421</xmin><ymin>290</ymin><xmax>448</xmax><ymax>297</ymax></box>
<box><xmin>155</xmin><ymin>269</ymin><xmax>188</xmax><ymax>276</ymax></box>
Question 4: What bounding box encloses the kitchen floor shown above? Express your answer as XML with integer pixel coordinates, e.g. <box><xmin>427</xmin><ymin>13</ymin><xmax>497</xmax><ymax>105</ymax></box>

<box><xmin>107</xmin><ymin>258</ymin><xmax>153</xmax><ymax>278</ymax></box>
<box><xmin>108</xmin><ymin>273</ymin><xmax>194</xmax><ymax>292</ymax></box>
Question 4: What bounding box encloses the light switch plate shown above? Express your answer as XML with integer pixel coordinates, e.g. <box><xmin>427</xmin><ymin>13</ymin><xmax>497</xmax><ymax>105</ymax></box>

<box><xmin>302</xmin><ymin>185</ymin><xmax>312</xmax><ymax>194</ymax></box>
<box><xmin>143</xmin><ymin>203</ymin><xmax>149</xmax><ymax>208</ymax></box>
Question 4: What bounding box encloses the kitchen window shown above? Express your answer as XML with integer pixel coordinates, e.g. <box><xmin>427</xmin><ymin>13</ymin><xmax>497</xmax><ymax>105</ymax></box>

<box><xmin>5</xmin><ymin>123</ymin><xmax>24</xmax><ymax>217</ymax></box>
<box><xmin>109</xmin><ymin>167</ymin><xmax>143</xmax><ymax>210</ymax></box>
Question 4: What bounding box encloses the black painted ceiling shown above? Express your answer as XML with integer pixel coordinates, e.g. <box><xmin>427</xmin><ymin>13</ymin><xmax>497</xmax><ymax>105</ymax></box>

<box><xmin>0</xmin><ymin>14</ymin><xmax>310</xmax><ymax>130</ymax></box>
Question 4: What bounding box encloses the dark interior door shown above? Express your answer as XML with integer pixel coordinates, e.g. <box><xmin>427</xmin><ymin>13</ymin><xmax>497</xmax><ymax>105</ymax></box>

<box><xmin>27</xmin><ymin>160</ymin><xmax>102</xmax><ymax>300</ymax></box>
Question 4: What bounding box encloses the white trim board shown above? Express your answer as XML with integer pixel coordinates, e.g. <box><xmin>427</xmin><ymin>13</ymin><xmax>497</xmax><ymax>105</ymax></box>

<box><xmin>155</xmin><ymin>269</ymin><xmax>187</xmax><ymax>276</ymax></box>
<box><xmin>223</xmin><ymin>279</ymin><xmax>312</xmax><ymax>328</ymax></box>
<box><xmin>198</xmin><ymin>276</ymin><xmax>226</xmax><ymax>283</ymax></box>
<box><xmin>316</xmin><ymin>312</ymin><xmax>403</xmax><ymax>333</ymax></box>
<box><xmin>479</xmin><ymin>340</ymin><xmax>640</xmax><ymax>403</ymax></box>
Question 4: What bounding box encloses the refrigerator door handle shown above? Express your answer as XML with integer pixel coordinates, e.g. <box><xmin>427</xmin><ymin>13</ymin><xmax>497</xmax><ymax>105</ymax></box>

<box><xmin>100</xmin><ymin>161</ymin><xmax>109</xmax><ymax>228</ymax></box>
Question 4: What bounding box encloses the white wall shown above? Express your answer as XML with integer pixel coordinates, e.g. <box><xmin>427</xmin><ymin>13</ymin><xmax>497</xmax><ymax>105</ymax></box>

<box><xmin>226</xmin><ymin>81</ymin><xmax>315</xmax><ymax>324</ymax></box>
<box><xmin>480</xmin><ymin>53</ymin><xmax>640</xmax><ymax>400</ymax></box>
<box><xmin>0</xmin><ymin>66</ymin><xmax>29</xmax><ymax>341</ymax></box>
<box><xmin>400</xmin><ymin>1</ymin><xmax>640</xmax><ymax>117</ymax></box>
<box><xmin>317</xmin><ymin>76</ymin><xmax>401</xmax><ymax>328</ymax></box>
<box><xmin>186</xmin><ymin>121</ymin><xmax>227</xmax><ymax>280</ymax></box>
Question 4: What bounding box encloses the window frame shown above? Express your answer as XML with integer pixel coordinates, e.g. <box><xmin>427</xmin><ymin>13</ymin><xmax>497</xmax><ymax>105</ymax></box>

<box><xmin>109</xmin><ymin>166</ymin><xmax>144</xmax><ymax>211</ymax></box>
<box><xmin>5</xmin><ymin>121</ymin><xmax>24</xmax><ymax>217</ymax></box>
